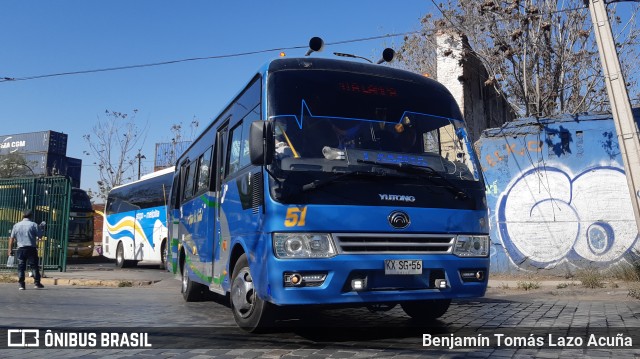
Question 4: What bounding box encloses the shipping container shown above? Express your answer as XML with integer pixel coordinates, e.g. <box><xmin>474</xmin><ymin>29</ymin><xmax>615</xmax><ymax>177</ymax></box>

<box><xmin>0</xmin><ymin>131</ymin><xmax>68</xmax><ymax>156</ymax></box>
<box><xmin>66</xmin><ymin>157</ymin><xmax>82</xmax><ymax>188</ymax></box>
<box><xmin>46</xmin><ymin>154</ymin><xmax>82</xmax><ymax>188</ymax></box>
<box><xmin>20</xmin><ymin>153</ymin><xmax>48</xmax><ymax>175</ymax></box>
<box><xmin>3</xmin><ymin>153</ymin><xmax>81</xmax><ymax>188</ymax></box>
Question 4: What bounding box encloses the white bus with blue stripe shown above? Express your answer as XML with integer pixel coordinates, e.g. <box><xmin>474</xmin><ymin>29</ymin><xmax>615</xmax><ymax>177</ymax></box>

<box><xmin>102</xmin><ymin>167</ymin><xmax>173</xmax><ymax>268</ymax></box>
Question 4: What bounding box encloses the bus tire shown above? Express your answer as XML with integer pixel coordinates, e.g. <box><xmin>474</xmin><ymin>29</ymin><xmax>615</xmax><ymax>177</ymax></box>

<box><xmin>160</xmin><ymin>240</ymin><xmax>167</xmax><ymax>270</ymax></box>
<box><xmin>230</xmin><ymin>254</ymin><xmax>275</xmax><ymax>332</ymax></box>
<box><xmin>181</xmin><ymin>260</ymin><xmax>206</xmax><ymax>302</ymax></box>
<box><xmin>115</xmin><ymin>242</ymin><xmax>128</xmax><ymax>268</ymax></box>
<box><xmin>401</xmin><ymin>299</ymin><xmax>451</xmax><ymax>320</ymax></box>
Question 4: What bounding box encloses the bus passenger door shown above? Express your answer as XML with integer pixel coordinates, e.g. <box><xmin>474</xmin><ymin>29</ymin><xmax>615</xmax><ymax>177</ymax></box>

<box><xmin>211</xmin><ymin>123</ymin><xmax>229</xmax><ymax>293</ymax></box>
<box><xmin>167</xmin><ymin>174</ymin><xmax>181</xmax><ymax>274</ymax></box>
<box><xmin>133</xmin><ymin>209</ymin><xmax>144</xmax><ymax>261</ymax></box>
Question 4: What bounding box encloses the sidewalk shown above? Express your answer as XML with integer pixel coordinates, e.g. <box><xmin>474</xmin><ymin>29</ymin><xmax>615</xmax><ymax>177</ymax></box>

<box><xmin>18</xmin><ymin>257</ymin><xmax>175</xmax><ymax>287</ymax></box>
<box><xmin>486</xmin><ymin>274</ymin><xmax>640</xmax><ymax>302</ymax></box>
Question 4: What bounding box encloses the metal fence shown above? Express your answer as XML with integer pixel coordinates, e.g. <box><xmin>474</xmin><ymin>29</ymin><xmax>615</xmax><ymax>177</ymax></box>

<box><xmin>0</xmin><ymin>176</ymin><xmax>71</xmax><ymax>273</ymax></box>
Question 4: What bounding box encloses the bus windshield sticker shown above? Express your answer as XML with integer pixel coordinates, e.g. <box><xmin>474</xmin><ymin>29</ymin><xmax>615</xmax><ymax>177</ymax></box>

<box><xmin>346</xmin><ymin>149</ymin><xmax>431</xmax><ymax>168</ymax></box>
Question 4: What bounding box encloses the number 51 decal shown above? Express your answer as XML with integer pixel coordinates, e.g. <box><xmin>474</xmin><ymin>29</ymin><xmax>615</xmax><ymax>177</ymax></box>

<box><xmin>284</xmin><ymin>206</ymin><xmax>307</xmax><ymax>227</ymax></box>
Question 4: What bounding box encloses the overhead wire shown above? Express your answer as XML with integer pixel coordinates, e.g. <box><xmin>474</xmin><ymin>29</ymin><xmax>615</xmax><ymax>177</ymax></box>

<box><xmin>0</xmin><ymin>34</ymin><xmax>424</xmax><ymax>83</ymax></box>
<box><xmin>0</xmin><ymin>5</ymin><xmax>593</xmax><ymax>84</ymax></box>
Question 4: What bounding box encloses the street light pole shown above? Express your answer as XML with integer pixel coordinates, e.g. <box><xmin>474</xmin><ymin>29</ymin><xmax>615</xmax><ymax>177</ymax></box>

<box><xmin>587</xmin><ymin>0</ymin><xmax>640</xmax><ymax>233</ymax></box>
<box><xmin>135</xmin><ymin>150</ymin><xmax>146</xmax><ymax>180</ymax></box>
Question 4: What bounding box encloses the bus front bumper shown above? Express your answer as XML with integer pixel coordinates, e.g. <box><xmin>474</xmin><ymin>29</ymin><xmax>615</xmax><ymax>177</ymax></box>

<box><xmin>263</xmin><ymin>254</ymin><xmax>489</xmax><ymax>306</ymax></box>
<box><xmin>67</xmin><ymin>243</ymin><xmax>95</xmax><ymax>258</ymax></box>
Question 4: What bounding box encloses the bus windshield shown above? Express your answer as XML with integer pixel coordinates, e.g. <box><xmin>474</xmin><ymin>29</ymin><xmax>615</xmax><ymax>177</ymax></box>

<box><xmin>268</xmin><ymin>69</ymin><xmax>480</xmax><ymax>182</ymax></box>
<box><xmin>71</xmin><ymin>188</ymin><xmax>93</xmax><ymax>211</ymax></box>
<box><xmin>68</xmin><ymin>188</ymin><xmax>94</xmax><ymax>246</ymax></box>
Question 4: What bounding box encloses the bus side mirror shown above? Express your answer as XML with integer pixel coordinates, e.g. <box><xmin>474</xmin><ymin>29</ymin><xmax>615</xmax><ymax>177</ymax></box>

<box><xmin>249</xmin><ymin>120</ymin><xmax>274</xmax><ymax>166</ymax></box>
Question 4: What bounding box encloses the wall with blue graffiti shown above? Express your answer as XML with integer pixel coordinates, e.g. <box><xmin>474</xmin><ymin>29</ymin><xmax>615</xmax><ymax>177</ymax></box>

<box><xmin>476</xmin><ymin>110</ymin><xmax>640</xmax><ymax>274</ymax></box>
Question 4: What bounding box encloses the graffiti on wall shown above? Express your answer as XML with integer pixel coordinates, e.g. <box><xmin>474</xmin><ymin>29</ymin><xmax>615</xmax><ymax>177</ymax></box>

<box><xmin>484</xmin><ymin>140</ymin><xmax>542</xmax><ymax>168</ymax></box>
<box><xmin>496</xmin><ymin>164</ymin><xmax>639</xmax><ymax>269</ymax></box>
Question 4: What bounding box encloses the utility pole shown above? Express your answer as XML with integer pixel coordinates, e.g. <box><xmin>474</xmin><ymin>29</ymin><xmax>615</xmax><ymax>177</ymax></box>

<box><xmin>135</xmin><ymin>150</ymin><xmax>146</xmax><ymax>180</ymax></box>
<box><xmin>587</xmin><ymin>0</ymin><xmax>640</xmax><ymax>233</ymax></box>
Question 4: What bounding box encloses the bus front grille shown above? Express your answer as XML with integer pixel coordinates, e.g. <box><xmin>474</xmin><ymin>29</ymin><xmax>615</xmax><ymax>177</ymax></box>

<box><xmin>333</xmin><ymin>233</ymin><xmax>454</xmax><ymax>254</ymax></box>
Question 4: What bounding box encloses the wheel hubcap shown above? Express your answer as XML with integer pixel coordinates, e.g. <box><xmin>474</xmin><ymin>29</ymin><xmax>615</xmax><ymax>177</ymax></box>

<box><xmin>182</xmin><ymin>267</ymin><xmax>188</xmax><ymax>292</ymax></box>
<box><xmin>231</xmin><ymin>268</ymin><xmax>255</xmax><ymax>319</ymax></box>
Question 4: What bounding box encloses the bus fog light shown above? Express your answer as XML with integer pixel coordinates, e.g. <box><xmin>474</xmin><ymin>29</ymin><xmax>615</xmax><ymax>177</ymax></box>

<box><xmin>284</xmin><ymin>272</ymin><xmax>326</xmax><ymax>287</ymax></box>
<box><xmin>351</xmin><ymin>278</ymin><xmax>367</xmax><ymax>291</ymax></box>
<box><xmin>435</xmin><ymin>279</ymin><xmax>448</xmax><ymax>289</ymax></box>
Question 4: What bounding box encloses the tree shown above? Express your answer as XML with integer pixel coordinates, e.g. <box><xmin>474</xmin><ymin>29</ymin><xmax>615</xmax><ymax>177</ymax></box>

<box><xmin>393</xmin><ymin>13</ymin><xmax>438</xmax><ymax>79</ymax></box>
<box><xmin>170</xmin><ymin>116</ymin><xmax>200</xmax><ymax>144</ymax></box>
<box><xmin>83</xmin><ymin>109</ymin><xmax>147</xmax><ymax>200</ymax></box>
<box><xmin>0</xmin><ymin>152</ymin><xmax>37</xmax><ymax>178</ymax></box>
<box><xmin>396</xmin><ymin>0</ymin><xmax>640</xmax><ymax>118</ymax></box>
<box><xmin>163</xmin><ymin>117</ymin><xmax>200</xmax><ymax>168</ymax></box>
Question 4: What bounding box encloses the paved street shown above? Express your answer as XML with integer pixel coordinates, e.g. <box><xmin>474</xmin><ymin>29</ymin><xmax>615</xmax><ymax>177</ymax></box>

<box><xmin>1</xmin><ymin>265</ymin><xmax>640</xmax><ymax>358</ymax></box>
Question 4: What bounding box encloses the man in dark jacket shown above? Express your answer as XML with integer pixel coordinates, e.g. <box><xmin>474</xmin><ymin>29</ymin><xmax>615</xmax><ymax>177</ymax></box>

<box><xmin>7</xmin><ymin>210</ymin><xmax>45</xmax><ymax>290</ymax></box>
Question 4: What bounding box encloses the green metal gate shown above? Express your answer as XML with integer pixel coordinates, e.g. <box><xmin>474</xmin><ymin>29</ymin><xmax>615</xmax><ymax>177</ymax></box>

<box><xmin>0</xmin><ymin>176</ymin><xmax>71</xmax><ymax>273</ymax></box>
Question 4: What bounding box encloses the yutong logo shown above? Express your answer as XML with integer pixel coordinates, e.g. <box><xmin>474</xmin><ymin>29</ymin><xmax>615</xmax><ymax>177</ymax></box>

<box><xmin>379</xmin><ymin>194</ymin><xmax>416</xmax><ymax>202</ymax></box>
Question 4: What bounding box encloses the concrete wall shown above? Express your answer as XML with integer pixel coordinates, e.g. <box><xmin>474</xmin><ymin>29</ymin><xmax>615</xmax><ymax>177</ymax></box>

<box><xmin>436</xmin><ymin>30</ymin><xmax>515</xmax><ymax>141</ymax></box>
<box><xmin>477</xmin><ymin>111</ymin><xmax>640</xmax><ymax>275</ymax></box>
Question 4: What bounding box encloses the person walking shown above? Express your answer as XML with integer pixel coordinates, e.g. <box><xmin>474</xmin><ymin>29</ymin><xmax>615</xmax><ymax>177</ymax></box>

<box><xmin>7</xmin><ymin>209</ymin><xmax>45</xmax><ymax>290</ymax></box>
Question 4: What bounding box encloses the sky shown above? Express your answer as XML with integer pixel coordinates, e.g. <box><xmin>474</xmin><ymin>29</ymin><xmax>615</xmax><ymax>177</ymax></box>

<box><xmin>0</xmin><ymin>0</ymin><xmax>433</xmax><ymax>197</ymax></box>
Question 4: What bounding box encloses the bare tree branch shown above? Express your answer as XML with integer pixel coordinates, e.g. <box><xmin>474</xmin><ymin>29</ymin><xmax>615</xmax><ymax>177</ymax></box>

<box><xmin>83</xmin><ymin>109</ymin><xmax>147</xmax><ymax>200</ymax></box>
<box><xmin>395</xmin><ymin>0</ymin><xmax>640</xmax><ymax>118</ymax></box>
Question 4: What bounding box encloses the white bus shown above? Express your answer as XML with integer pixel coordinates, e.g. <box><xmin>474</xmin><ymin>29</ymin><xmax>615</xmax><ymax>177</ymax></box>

<box><xmin>102</xmin><ymin>167</ymin><xmax>173</xmax><ymax>268</ymax></box>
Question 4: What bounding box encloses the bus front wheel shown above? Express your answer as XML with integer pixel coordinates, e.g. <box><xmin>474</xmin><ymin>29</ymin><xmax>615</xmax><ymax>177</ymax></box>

<box><xmin>230</xmin><ymin>254</ymin><xmax>275</xmax><ymax>332</ymax></box>
<box><xmin>401</xmin><ymin>299</ymin><xmax>451</xmax><ymax>320</ymax></box>
<box><xmin>181</xmin><ymin>260</ymin><xmax>206</xmax><ymax>301</ymax></box>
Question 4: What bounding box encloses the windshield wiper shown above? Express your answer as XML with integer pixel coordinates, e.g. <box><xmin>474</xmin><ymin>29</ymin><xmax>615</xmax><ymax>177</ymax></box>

<box><xmin>303</xmin><ymin>170</ymin><xmax>389</xmax><ymax>191</ymax></box>
<box><xmin>278</xmin><ymin>170</ymin><xmax>392</xmax><ymax>199</ymax></box>
<box><xmin>356</xmin><ymin>159</ymin><xmax>469</xmax><ymax>200</ymax></box>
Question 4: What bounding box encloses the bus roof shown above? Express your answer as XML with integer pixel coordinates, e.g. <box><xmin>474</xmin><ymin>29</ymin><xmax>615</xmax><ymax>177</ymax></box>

<box><xmin>175</xmin><ymin>57</ymin><xmax>453</xmax><ymax>166</ymax></box>
<box><xmin>265</xmin><ymin>57</ymin><xmax>442</xmax><ymax>87</ymax></box>
<box><xmin>139</xmin><ymin>166</ymin><xmax>175</xmax><ymax>181</ymax></box>
<box><xmin>111</xmin><ymin>166</ymin><xmax>174</xmax><ymax>191</ymax></box>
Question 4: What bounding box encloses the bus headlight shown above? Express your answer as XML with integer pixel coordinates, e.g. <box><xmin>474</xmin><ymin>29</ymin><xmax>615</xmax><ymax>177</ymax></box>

<box><xmin>453</xmin><ymin>235</ymin><xmax>489</xmax><ymax>257</ymax></box>
<box><xmin>273</xmin><ymin>233</ymin><xmax>337</xmax><ymax>259</ymax></box>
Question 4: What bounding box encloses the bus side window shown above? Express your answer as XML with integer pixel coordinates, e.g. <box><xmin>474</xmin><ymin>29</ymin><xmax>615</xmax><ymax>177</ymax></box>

<box><xmin>216</xmin><ymin>123</ymin><xmax>229</xmax><ymax>189</ymax></box>
<box><xmin>239</xmin><ymin>106</ymin><xmax>258</xmax><ymax>168</ymax></box>
<box><xmin>182</xmin><ymin>161</ymin><xmax>197</xmax><ymax>201</ymax></box>
<box><xmin>228</xmin><ymin>122</ymin><xmax>243</xmax><ymax>177</ymax></box>
<box><xmin>197</xmin><ymin>147</ymin><xmax>213</xmax><ymax>193</ymax></box>
<box><xmin>170</xmin><ymin>173</ymin><xmax>180</xmax><ymax>209</ymax></box>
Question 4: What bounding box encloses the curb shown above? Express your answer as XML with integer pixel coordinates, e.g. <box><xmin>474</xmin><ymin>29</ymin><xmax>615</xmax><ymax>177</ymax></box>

<box><xmin>41</xmin><ymin>278</ymin><xmax>160</xmax><ymax>287</ymax></box>
<box><xmin>3</xmin><ymin>275</ymin><xmax>160</xmax><ymax>287</ymax></box>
